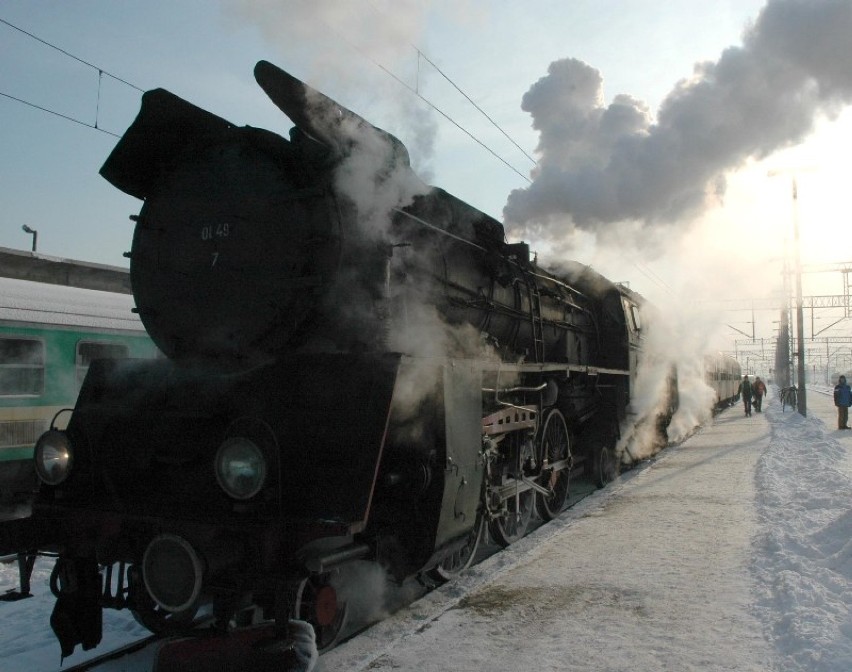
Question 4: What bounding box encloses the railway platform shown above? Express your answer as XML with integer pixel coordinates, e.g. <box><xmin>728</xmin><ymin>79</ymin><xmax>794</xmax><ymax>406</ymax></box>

<box><xmin>321</xmin><ymin>394</ymin><xmax>784</xmax><ymax>671</ymax></box>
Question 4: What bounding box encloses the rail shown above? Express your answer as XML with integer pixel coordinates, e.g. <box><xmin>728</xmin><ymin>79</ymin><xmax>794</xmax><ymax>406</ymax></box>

<box><xmin>54</xmin><ymin>635</ymin><xmax>161</xmax><ymax>672</ymax></box>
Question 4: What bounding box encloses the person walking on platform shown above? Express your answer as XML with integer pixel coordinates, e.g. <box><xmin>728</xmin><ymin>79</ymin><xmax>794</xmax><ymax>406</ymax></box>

<box><xmin>738</xmin><ymin>375</ymin><xmax>753</xmax><ymax>417</ymax></box>
<box><xmin>833</xmin><ymin>375</ymin><xmax>852</xmax><ymax>429</ymax></box>
<box><xmin>752</xmin><ymin>376</ymin><xmax>767</xmax><ymax>413</ymax></box>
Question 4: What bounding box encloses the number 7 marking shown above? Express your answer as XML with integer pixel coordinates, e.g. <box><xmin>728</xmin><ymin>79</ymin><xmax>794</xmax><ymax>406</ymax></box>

<box><xmin>211</xmin><ymin>252</ymin><xmax>219</xmax><ymax>268</ymax></box>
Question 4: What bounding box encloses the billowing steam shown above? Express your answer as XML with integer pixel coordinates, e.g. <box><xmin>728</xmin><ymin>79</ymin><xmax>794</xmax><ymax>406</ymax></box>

<box><xmin>302</xmin><ymin>87</ymin><xmax>428</xmax><ymax>237</ymax></box>
<box><xmin>505</xmin><ymin>0</ymin><xmax>852</xmax><ymax>242</ymax></box>
<box><xmin>621</xmin><ymin>314</ymin><xmax>719</xmax><ymax>463</ymax></box>
<box><xmin>227</xmin><ymin>0</ymin><xmax>442</xmax><ymax>177</ymax></box>
<box><xmin>228</xmin><ymin>0</ymin><xmax>433</xmax><ymax>75</ymax></box>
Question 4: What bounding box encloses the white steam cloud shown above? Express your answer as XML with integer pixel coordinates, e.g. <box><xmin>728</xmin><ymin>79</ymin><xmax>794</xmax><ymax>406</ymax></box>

<box><xmin>505</xmin><ymin>0</ymin><xmax>852</xmax><ymax>241</ymax></box>
<box><xmin>613</xmin><ymin>297</ymin><xmax>719</xmax><ymax>464</ymax></box>
<box><xmin>228</xmin><ymin>0</ymin><xmax>430</xmax><ymax>69</ymax></box>
<box><xmin>303</xmin><ymin>86</ymin><xmax>428</xmax><ymax>236</ymax></box>
<box><xmin>227</xmin><ymin>0</ymin><xmax>443</xmax><ymax>176</ymax></box>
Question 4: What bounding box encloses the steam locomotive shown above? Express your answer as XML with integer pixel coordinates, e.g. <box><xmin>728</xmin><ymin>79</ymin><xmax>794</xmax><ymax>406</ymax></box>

<box><xmin>0</xmin><ymin>62</ymin><xmax>672</xmax><ymax>657</ymax></box>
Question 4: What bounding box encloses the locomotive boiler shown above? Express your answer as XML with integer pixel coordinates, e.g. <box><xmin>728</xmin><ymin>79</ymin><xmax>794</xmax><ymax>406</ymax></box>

<box><xmin>1</xmin><ymin>61</ymin><xmax>653</xmax><ymax>657</ymax></box>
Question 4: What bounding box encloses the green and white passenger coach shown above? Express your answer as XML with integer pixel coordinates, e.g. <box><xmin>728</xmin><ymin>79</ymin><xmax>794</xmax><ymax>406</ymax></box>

<box><xmin>0</xmin><ymin>264</ymin><xmax>158</xmax><ymax>501</ymax></box>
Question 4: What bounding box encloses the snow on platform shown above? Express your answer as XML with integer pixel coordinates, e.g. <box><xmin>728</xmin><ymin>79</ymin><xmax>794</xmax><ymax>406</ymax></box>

<box><xmin>321</xmin><ymin>388</ymin><xmax>852</xmax><ymax>672</ymax></box>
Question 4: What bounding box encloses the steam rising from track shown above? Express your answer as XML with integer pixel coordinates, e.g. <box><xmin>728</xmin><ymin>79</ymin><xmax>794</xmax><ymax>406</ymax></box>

<box><xmin>505</xmin><ymin>0</ymin><xmax>852</xmax><ymax>244</ymax></box>
<box><xmin>622</xmin><ymin>314</ymin><xmax>718</xmax><ymax>463</ymax></box>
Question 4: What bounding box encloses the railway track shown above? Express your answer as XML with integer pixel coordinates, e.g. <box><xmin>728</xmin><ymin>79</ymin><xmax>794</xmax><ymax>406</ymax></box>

<box><xmin>2</xmin><ymin>474</ymin><xmax>607</xmax><ymax>671</ymax></box>
<box><xmin>59</xmin><ymin>635</ymin><xmax>161</xmax><ymax>672</ymax></box>
<box><xmin>58</xmin><ymin>620</ymin><xmax>326</xmax><ymax>672</ymax></box>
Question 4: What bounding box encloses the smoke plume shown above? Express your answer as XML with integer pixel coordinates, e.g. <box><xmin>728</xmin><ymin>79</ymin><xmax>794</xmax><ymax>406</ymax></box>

<box><xmin>504</xmin><ymin>0</ymin><xmax>852</xmax><ymax>242</ymax></box>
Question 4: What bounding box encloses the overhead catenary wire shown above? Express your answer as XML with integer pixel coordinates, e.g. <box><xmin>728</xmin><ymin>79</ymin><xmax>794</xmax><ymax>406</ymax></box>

<box><xmin>0</xmin><ymin>90</ymin><xmax>121</xmax><ymax>138</ymax></box>
<box><xmin>631</xmin><ymin>261</ymin><xmax>675</xmax><ymax>297</ymax></box>
<box><xmin>4</xmin><ymin>11</ymin><xmax>534</xmax><ymax>187</ymax></box>
<box><xmin>351</xmin><ymin>51</ymin><xmax>533</xmax><ymax>184</ymax></box>
<box><xmin>0</xmin><ymin>18</ymin><xmax>144</xmax><ymax>92</ymax></box>
<box><xmin>300</xmin><ymin>1</ymin><xmax>532</xmax><ymax>185</ymax></box>
<box><xmin>389</xmin><ymin>64</ymin><xmax>533</xmax><ymax>184</ymax></box>
<box><xmin>361</xmin><ymin>1</ymin><xmax>536</xmax><ymax>167</ymax></box>
<box><xmin>413</xmin><ymin>49</ymin><xmax>537</xmax><ymax>166</ymax></box>
<box><xmin>0</xmin><ymin>17</ymin><xmax>140</xmax><ymax>137</ymax></box>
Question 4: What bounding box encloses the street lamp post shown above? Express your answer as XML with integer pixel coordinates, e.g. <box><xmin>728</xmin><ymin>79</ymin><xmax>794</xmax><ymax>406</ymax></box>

<box><xmin>791</xmin><ymin>179</ymin><xmax>807</xmax><ymax>416</ymax></box>
<box><xmin>769</xmin><ymin>170</ymin><xmax>807</xmax><ymax>416</ymax></box>
<box><xmin>21</xmin><ymin>225</ymin><xmax>37</xmax><ymax>252</ymax></box>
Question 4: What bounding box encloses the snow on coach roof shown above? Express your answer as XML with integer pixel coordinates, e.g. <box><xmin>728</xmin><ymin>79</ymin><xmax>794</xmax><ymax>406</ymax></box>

<box><xmin>0</xmin><ymin>276</ymin><xmax>144</xmax><ymax>333</ymax></box>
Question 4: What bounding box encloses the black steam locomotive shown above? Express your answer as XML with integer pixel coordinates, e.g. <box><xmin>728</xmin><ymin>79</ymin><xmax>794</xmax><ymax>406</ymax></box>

<box><xmin>1</xmin><ymin>62</ymin><xmax>667</xmax><ymax>656</ymax></box>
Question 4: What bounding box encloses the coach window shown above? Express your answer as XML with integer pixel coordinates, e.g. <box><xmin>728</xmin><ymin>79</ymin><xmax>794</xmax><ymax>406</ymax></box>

<box><xmin>76</xmin><ymin>341</ymin><xmax>130</xmax><ymax>386</ymax></box>
<box><xmin>0</xmin><ymin>337</ymin><xmax>45</xmax><ymax>396</ymax></box>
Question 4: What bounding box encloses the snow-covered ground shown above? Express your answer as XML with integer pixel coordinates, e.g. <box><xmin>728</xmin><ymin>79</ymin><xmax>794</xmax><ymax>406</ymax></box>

<box><xmin>3</xmin><ymin>386</ymin><xmax>852</xmax><ymax>671</ymax></box>
<box><xmin>0</xmin><ymin>551</ymin><xmax>149</xmax><ymax>670</ymax></box>
<box><xmin>321</xmin><ymin>387</ymin><xmax>852</xmax><ymax>672</ymax></box>
<box><xmin>753</xmin><ymin>387</ymin><xmax>852</xmax><ymax>670</ymax></box>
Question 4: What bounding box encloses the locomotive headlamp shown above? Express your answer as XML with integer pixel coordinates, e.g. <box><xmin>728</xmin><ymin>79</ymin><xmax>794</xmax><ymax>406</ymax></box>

<box><xmin>34</xmin><ymin>430</ymin><xmax>73</xmax><ymax>485</ymax></box>
<box><xmin>214</xmin><ymin>437</ymin><xmax>267</xmax><ymax>500</ymax></box>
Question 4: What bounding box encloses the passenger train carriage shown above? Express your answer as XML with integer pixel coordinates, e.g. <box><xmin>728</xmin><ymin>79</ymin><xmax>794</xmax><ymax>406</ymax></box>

<box><xmin>0</xmin><ymin>274</ymin><xmax>158</xmax><ymax>502</ymax></box>
<box><xmin>704</xmin><ymin>352</ymin><xmax>742</xmax><ymax>409</ymax></box>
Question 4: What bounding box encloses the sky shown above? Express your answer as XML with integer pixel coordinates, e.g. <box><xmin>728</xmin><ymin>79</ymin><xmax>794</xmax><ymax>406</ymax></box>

<box><xmin>4</xmin><ymin>386</ymin><xmax>852</xmax><ymax>671</ymax></box>
<box><xmin>1</xmin><ymin>0</ymin><xmax>851</xmax><ymax>362</ymax></box>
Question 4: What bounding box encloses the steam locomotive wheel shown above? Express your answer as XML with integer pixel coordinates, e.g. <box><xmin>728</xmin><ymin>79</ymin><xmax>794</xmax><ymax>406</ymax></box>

<box><xmin>430</xmin><ymin>514</ymin><xmax>485</xmax><ymax>581</ymax></box>
<box><xmin>292</xmin><ymin>575</ymin><xmax>348</xmax><ymax>651</ymax></box>
<box><xmin>489</xmin><ymin>488</ymin><xmax>534</xmax><ymax>547</ymax></box>
<box><xmin>535</xmin><ymin>409</ymin><xmax>571</xmax><ymax>521</ymax></box>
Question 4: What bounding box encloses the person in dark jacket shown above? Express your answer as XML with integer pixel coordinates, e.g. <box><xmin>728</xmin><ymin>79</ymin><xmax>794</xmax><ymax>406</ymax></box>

<box><xmin>737</xmin><ymin>375</ymin><xmax>753</xmax><ymax>417</ymax></box>
<box><xmin>752</xmin><ymin>376</ymin><xmax>768</xmax><ymax>412</ymax></box>
<box><xmin>834</xmin><ymin>375</ymin><xmax>852</xmax><ymax>429</ymax></box>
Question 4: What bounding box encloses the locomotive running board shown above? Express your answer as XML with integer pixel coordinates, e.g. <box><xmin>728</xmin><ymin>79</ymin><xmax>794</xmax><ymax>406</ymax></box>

<box><xmin>481</xmin><ymin>362</ymin><xmax>630</xmax><ymax>377</ymax></box>
<box><xmin>481</xmin><ymin>405</ymin><xmax>538</xmax><ymax>436</ymax></box>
